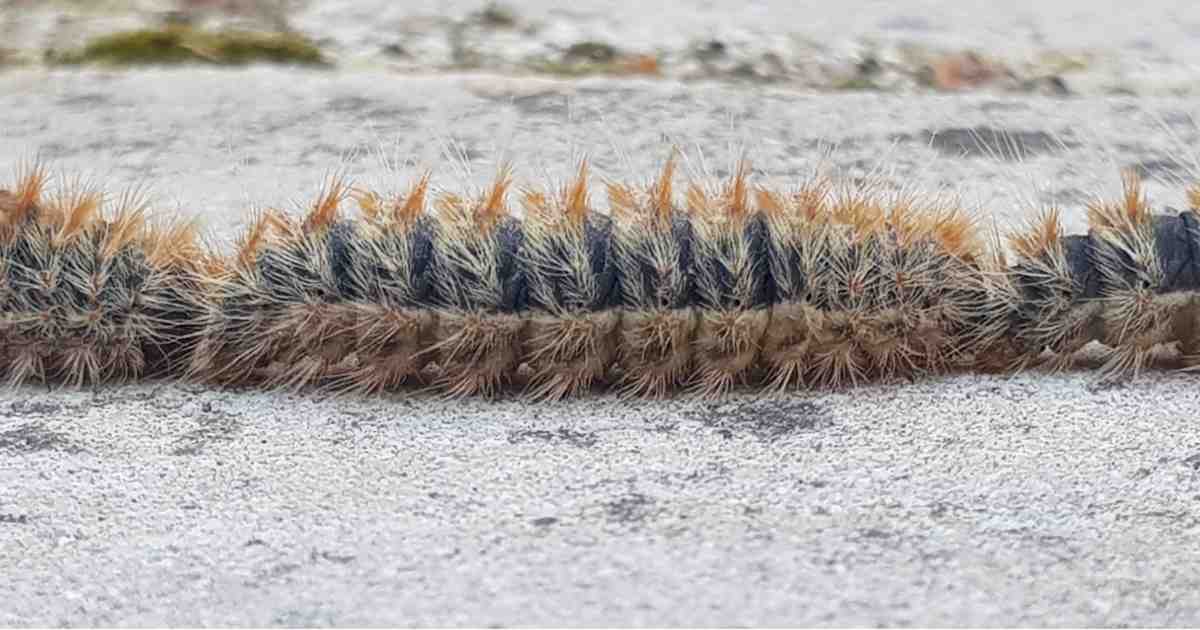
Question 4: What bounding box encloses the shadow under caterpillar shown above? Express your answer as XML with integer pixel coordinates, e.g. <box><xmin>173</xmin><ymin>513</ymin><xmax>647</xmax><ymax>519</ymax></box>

<box><xmin>2</xmin><ymin>158</ymin><xmax>1198</xmax><ymax>399</ymax></box>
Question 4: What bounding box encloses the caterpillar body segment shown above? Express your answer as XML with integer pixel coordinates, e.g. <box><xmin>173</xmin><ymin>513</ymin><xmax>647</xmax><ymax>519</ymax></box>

<box><xmin>330</xmin><ymin>177</ymin><xmax>439</xmax><ymax>395</ymax></box>
<box><xmin>1170</xmin><ymin>208</ymin><xmax>1200</xmax><ymax>368</ymax></box>
<box><xmin>1004</xmin><ymin>209</ymin><xmax>1104</xmax><ymax>370</ymax></box>
<box><xmin>518</xmin><ymin>161</ymin><xmax>621</xmax><ymax>401</ymax></box>
<box><xmin>757</xmin><ymin>181</ymin><xmax>830</xmax><ymax>390</ymax></box>
<box><xmin>757</xmin><ymin>180</ymin><xmax>987</xmax><ymax>390</ymax></box>
<box><xmin>686</xmin><ymin>161</ymin><xmax>773</xmax><ymax>397</ymax></box>
<box><xmin>258</xmin><ymin>195</ymin><xmax>361</xmax><ymax>391</ymax></box>
<box><xmin>0</xmin><ymin>165</ymin><xmax>204</xmax><ymax>386</ymax></box>
<box><xmin>189</xmin><ymin>177</ymin><xmax>357</xmax><ymax>389</ymax></box>
<box><xmin>876</xmin><ymin>198</ymin><xmax>990</xmax><ymax>376</ymax></box>
<box><xmin>609</xmin><ymin>158</ymin><xmax>699</xmax><ymax>398</ymax></box>
<box><xmin>1087</xmin><ymin>174</ymin><xmax>1200</xmax><ymax>378</ymax></box>
<box><xmin>428</xmin><ymin>167</ymin><xmax>527</xmax><ymax>398</ymax></box>
<box><xmin>1000</xmin><ymin>173</ymin><xmax>1200</xmax><ymax>376</ymax></box>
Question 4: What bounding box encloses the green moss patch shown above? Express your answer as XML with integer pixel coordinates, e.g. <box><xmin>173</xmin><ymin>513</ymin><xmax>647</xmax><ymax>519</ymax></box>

<box><xmin>48</xmin><ymin>26</ymin><xmax>327</xmax><ymax>67</ymax></box>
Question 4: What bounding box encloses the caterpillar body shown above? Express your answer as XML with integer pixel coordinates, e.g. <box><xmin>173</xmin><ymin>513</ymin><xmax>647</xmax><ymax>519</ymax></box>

<box><xmin>2</xmin><ymin>159</ymin><xmax>1198</xmax><ymax>399</ymax></box>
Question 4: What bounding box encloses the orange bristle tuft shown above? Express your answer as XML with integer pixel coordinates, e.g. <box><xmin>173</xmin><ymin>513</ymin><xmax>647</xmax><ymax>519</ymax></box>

<box><xmin>476</xmin><ymin>164</ymin><xmax>513</xmax><ymax>231</ymax></box>
<box><xmin>144</xmin><ymin>216</ymin><xmax>204</xmax><ymax>269</ymax></box>
<box><xmin>829</xmin><ymin>185</ymin><xmax>886</xmax><ymax>238</ymax></box>
<box><xmin>396</xmin><ymin>172</ymin><xmax>431</xmax><ymax>226</ymax></box>
<box><xmin>303</xmin><ymin>174</ymin><xmax>350</xmax><ymax>233</ymax></box>
<box><xmin>2</xmin><ymin>159</ymin><xmax>50</xmax><ymax>227</ymax></box>
<box><xmin>354</xmin><ymin>172</ymin><xmax>430</xmax><ymax>230</ymax></box>
<box><xmin>100</xmin><ymin>186</ymin><xmax>151</xmax><ymax>260</ymax></box>
<box><xmin>727</xmin><ymin>159</ymin><xmax>751</xmax><ymax>221</ymax></box>
<box><xmin>930</xmin><ymin>207</ymin><xmax>982</xmax><ymax>261</ymax></box>
<box><xmin>651</xmin><ymin>154</ymin><xmax>677</xmax><ymax>227</ymax></box>
<box><xmin>46</xmin><ymin>177</ymin><xmax>102</xmax><ymax>247</ymax></box>
<box><xmin>1087</xmin><ymin>169</ymin><xmax>1150</xmax><ymax>234</ymax></box>
<box><xmin>352</xmin><ymin>188</ymin><xmax>384</xmax><ymax>223</ymax></box>
<box><xmin>1009</xmin><ymin>207</ymin><xmax>1063</xmax><ymax>259</ymax></box>
<box><xmin>563</xmin><ymin>159</ymin><xmax>590</xmax><ymax>226</ymax></box>
<box><xmin>236</xmin><ymin>208</ymin><xmax>287</xmax><ymax>269</ymax></box>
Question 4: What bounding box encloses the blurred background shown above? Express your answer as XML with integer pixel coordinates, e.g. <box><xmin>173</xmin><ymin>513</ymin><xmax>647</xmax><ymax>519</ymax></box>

<box><xmin>3</xmin><ymin>0</ymin><xmax>1199</xmax><ymax>95</ymax></box>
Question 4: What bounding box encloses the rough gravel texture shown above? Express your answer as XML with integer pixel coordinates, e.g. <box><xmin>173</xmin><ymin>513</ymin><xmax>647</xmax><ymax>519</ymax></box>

<box><xmin>2</xmin><ymin>66</ymin><xmax>1200</xmax><ymax>626</ymax></box>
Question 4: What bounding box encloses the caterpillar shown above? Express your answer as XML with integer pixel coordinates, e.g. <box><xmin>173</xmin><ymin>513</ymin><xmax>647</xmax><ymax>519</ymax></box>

<box><xmin>1</xmin><ymin>157</ymin><xmax>1198</xmax><ymax>399</ymax></box>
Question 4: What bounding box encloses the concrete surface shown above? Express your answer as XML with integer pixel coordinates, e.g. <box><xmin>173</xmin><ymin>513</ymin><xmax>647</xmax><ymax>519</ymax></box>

<box><xmin>2</xmin><ymin>67</ymin><xmax>1200</xmax><ymax>626</ymax></box>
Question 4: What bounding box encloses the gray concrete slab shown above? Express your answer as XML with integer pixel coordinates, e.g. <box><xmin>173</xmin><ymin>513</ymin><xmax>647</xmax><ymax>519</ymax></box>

<box><xmin>1</xmin><ymin>68</ymin><xmax>1200</xmax><ymax>626</ymax></box>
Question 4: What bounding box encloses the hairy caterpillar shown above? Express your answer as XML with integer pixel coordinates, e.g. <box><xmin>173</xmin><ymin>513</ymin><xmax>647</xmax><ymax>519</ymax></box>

<box><xmin>0</xmin><ymin>162</ymin><xmax>206</xmax><ymax>386</ymax></box>
<box><xmin>1</xmin><ymin>158</ymin><xmax>1197</xmax><ymax>399</ymax></box>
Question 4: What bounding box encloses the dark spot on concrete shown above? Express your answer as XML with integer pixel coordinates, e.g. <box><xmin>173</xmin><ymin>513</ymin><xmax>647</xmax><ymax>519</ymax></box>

<box><xmin>878</xmin><ymin>15</ymin><xmax>934</xmax><ymax>31</ymax></box>
<box><xmin>508</xmin><ymin>92</ymin><xmax>569</xmax><ymax>117</ymax></box>
<box><xmin>802</xmin><ymin>136</ymin><xmax>857</xmax><ymax>153</ymax></box>
<box><xmin>328</xmin><ymin>95</ymin><xmax>372</xmax><ymax>113</ymax></box>
<box><xmin>245</xmin><ymin>538</ymin><xmax>268</xmax><ymax>547</ymax></box>
<box><xmin>301</xmin><ymin>142</ymin><xmax>361</xmax><ymax>162</ymax></box>
<box><xmin>57</xmin><ymin>92</ymin><xmax>112</xmax><ymax>107</ymax></box>
<box><xmin>475</xmin><ymin>2</ymin><xmax>519</xmax><ymax>28</ymax></box>
<box><xmin>531</xmin><ymin>516</ymin><xmax>558</xmax><ymax>527</ymax></box>
<box><xmin>271</xmin><ymin>608</ymin><xmax>334</xmax><ymax>626</ymax></box>
<box><xmin>859</xmin><ymin>528</ymin><xmax>892</xmax><ymax>539</ymax></box>
<box><xmin>311</xmin><ymin>549</ymin><xmax>356</xmax><ymax>564</ymax></box>
<box><xmin>979</xmin><ymin>100</ymin><xmax>1030</xmax><ymax>113</ymax></box>
<box><xmin>7</xmin><ymin>399</ymin><xmax>63</xmax><ymax>416</ymax></box>
<box><xmin>1159</xmin><ymin>110</ymin><xmax>1198</xmax><ymax>131</ymax></box>
<box><xmin>35</xmin><ymin>141</ymin><xmax>73</xmax><ymax>159</ymax></box>
<box><xmin>901</xmin><ymin>127</ymin><xmax>1068</xmax><ymax>160</ymax></box>
<box><xmin>0</xmin><ymin>422</ymin><xmax>82</xmax><ymax>454</ymax></box>
<box><xmin>0</xmin><ymin>513</ymin><xmax>30</xmax><ymax>524</ymax></box>
<box><xmin>856</xmin><ymin>55</ymin><xmax>881</xmax><ymax>77</ymax></box>
<box><xmin>603</xmin><ymin>493</ymin><xmax>658</xmax><ymax>525</ymax></box>
<box><xmin>170</xmin><ymin>406</ymin><xmax>242</xmax><ymax>456</ymax></box>
<box><xmin>694</xmin><ymin>39</ymin><xmax>726</xmax><ymax>61</ymax></box>
<box><xmin>1129</xmin><ymin>158</ymin><xmax>1190</xmax><ymax>182</ymax></box>
<box><xmin>326</xmin><ymin>95</ymin><xmax>421</xmax><ymax>122</ymax></box>
<box><xmin>258</xmin><ymin>563</ymin><xmax>302</xmax><ymax>582</ymax></box>
<box><xmin>88</xmin><ymin>387</ymin><xmax>161</xmax><ymax>408</ymax></box>
<box><xmin>658</xmin><ymin>461</ymin><xmax>731</xmax><ymax>486</ymax></box>
<box><xmin>1039</xmin><ymin>187</ymin><xmax>1087</xmax><ymax>206</ymax></box>
<box><xmin>1183</xmin><ymin>452</ymin><xmax>1200</xmax><ymax>471</ymax></box>
<box><xmin>116</xmin><ymin>138</ymin><xmax>159</xmax><ymax>156</ymax></box>
<box><xmin>381</xmin><ymin>42</ymin><xmax>409</xmax><ymax>57</ymax></box>
<box><xmin>1086</xmin><ymin>378</ymin><xmax>1127</xmax><ymax>393</ymax></box>
<box><xmin>798</xmin><ymin>478</ymin><xmax>829</xmax><ymax>489</ymax></box>
<box><xmin>690</xmin><ymin>399</ymin><xmax>833</xmax><ymax>440</ymax></box>
<box><xmin>564</xmin><ymin>41</ymin><xmax>618</xmax><ymax>63</ymax></box>
<box><xmin>1115</xmin><ymin>510</ymin><xmax>1197</xmax><ymax>528</ymax></box>
<box><xmin>507</xmin><ymin>427</ymin><xmax>598</xmax><ymax>448</ymax></box>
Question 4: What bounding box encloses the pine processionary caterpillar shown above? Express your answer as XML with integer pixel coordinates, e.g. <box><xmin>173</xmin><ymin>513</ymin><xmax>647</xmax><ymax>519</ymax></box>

<box><xmin>2</xmin><ymin>156</ymin><xmax>1199</xmax><ymax>399</ymax></box>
